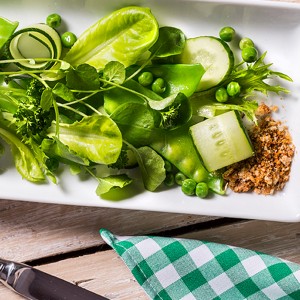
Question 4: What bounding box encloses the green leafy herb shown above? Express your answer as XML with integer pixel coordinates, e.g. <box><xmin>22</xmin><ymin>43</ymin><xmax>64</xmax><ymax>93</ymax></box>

<box><xmin>103</xmin><ymin>61</ymin><xmax>126</xmax><ymax>85</ymax></box>
<box><xmin>96</xmin><ymin>174</ymin><xmax>133</xmax><ymax>196</ymax></box>
<box><xmin>225</xmin><ymin>52</ymin><xmax>292</xmax><ymax>96</ymax></box>
<box><xmin>66</xmin><ymin>64</ymin><xmax>100</xmax><ymax>90</ymax></box>
<box><xmin>133</xmin><ymin>145</ymin><xmax>166</xmax><ymax>192</ymax></box>
<box><xmin>52</xmin><ymin>83</ymin><xmax>75</xmax><ymax>102</ymax></box>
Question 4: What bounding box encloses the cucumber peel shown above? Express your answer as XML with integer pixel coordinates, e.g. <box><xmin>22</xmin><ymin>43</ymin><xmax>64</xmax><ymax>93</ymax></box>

<box><xmin>176</xmin><ymin>36</ymin><xmax>234</xmax><ymax>91</ymax></box>
<box><xmin>6</xmin><ymin>23</ymin><xmax>62</xmax><ymax>70</ymax></box>
<box><xmin>190</xmin><ymin>110</ymin><xmax>254</xmax><ymax>172</ymax></box>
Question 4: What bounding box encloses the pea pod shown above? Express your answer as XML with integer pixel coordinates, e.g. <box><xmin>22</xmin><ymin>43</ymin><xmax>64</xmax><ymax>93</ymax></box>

<box><xmin>150</xmin><ymin>123</ymin><xmax>225</xmax><ymax>194</ymax></box>
<box><xmin>129</xmin><ymin>64</ymin><xmax>205</xmax><ymax>98</ymax></box>
<box><xmin>150</xmin><ymin>123</ymin><xmax>209</xmax><ymax>183</ymax></box>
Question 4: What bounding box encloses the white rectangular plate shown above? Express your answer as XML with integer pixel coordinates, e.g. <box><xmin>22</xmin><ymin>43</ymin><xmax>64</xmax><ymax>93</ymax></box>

<box><xmin>1</xmin><ymin>0</ymin><xmax>300</xmax><ymax>222</ymax></box>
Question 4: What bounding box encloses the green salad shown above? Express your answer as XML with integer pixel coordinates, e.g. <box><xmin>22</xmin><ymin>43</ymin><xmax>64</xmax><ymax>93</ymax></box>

<box><xmin>0</xmin><ymin>6</ymin><xmax>292</xmax><ymax>198</ymax></box>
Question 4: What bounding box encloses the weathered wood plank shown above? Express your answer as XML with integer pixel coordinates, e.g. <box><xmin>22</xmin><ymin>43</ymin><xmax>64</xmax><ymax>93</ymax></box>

<box><xmin>0</xmin><ymin>199</ymin><xmax>218</xmax><ymax>262</ymax></box>
<box><xmin>2</xmin><ymin>219</ymin><xmax>300</xmax><ymax>299</ymax></box>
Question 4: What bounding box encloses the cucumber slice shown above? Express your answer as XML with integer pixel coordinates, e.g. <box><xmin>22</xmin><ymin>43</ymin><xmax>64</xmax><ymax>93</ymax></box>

<box><xmin>176</xmin><ymin>36</ymin><xmax>234</xmax><ymax>91</ymax></box>
<box><xmin>190</xmin><ymin>110</ymin><xmax>254</xmax><ymax>171</ymax></box>
<box><xmin>7</xmin><ymin>23</ymin><xmax>62</xmax><ymax>70</ymax></box>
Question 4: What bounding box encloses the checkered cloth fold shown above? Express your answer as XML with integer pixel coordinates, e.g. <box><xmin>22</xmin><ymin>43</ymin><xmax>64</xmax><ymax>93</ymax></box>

<box><xmin>100</xmin><ymin>229</ymin><xmax>300</xmax><ymax>300</ymax></box>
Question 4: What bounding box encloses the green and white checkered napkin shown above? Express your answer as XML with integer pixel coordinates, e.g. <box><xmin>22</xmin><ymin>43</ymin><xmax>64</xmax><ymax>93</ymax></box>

<box><xmin>100</xmin><ymin>229</ymin><xmax>300</xmax><ymax>299</ymax></box>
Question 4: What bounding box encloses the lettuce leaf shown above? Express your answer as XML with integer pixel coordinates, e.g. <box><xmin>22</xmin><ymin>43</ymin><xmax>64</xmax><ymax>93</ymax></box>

<box><xmin>47</xmin><ymin>115</ymin><xmax>122</xmax><ymax>165</ymax></box>
<box><xmin>64</xmin><ymin>6</ymin><xmax>159</xmax><ymax>70</ymax></box>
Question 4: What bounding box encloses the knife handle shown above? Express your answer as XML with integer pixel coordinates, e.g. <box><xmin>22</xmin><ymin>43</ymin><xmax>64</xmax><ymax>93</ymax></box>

<box><xmin>0</xmin><ymin>259</ymin><xmax>109</xmax><ymax>300</ymax></box>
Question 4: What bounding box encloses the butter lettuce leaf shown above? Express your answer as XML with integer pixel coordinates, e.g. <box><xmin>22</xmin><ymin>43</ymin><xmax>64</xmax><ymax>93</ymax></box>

<box><xmin>47</xmin><ymin>115</ymin><xmax>122</xmax><ymax>165</ymax></box>
<box><xmin>0</xmin><ymin>125</ymin><xmax>45</xmax><ymax>182</ymax></box>
<box><xmin>64</xmin><ymin>6</ymin><xmax>159</xmax><ymax>70</ymax></box>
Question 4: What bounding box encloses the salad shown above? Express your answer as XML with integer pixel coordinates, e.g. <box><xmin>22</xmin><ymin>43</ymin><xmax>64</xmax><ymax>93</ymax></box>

<box><xmin>0</xmin><ymin>6</ymin><xmax>294</xmax><ymax>199</ymax></box>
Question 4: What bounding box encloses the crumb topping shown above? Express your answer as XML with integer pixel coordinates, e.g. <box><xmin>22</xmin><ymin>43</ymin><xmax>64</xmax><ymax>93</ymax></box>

<box><xmin>223</xmin><ymin>103</ymin><xmax>295</xmax><ymax>195</ymax></box>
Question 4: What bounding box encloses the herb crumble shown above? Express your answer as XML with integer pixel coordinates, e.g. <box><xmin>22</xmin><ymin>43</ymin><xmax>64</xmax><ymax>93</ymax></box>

<box><xmin>223</xmin><ymin>103</ymin><xmax>295</xmax><ymax>195</ymax></box>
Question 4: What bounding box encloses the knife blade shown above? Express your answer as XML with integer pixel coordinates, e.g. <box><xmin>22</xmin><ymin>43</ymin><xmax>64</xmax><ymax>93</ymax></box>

<box><xmin>0</xmin><ymin>258</ymin><xmax>109</xmax><ymax>300</ymax></box>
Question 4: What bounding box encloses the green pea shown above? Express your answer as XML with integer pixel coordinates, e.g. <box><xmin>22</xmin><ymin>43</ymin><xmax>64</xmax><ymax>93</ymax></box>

<box><xmin>219</xmin><ymin>26</ymin><xmax>235</xmax><ymax>42</ymax></box>
<box><xmin>181</xmin><ymin>179</ymin><xmax>197</xmax><ymax>196</ymax></box>
<box><xmin>226</xmin><ymin>81</ymin><xmax>241</xmax><ymax>97</ymax></box>
<box><xmin>241</xmin><ymin>46</ymin><xmax>258</xmax><ymax>63</ymax></box>
<box><xmin>215</xmin><ymin>87</ymin><xmax>229</xmax><ymax>103</ymax></box>
<box><xmin>239</xmin><ymin>37</ymin><xmax>254</xmax><ymax>50</ymax></box>
<box><xmin>196</xmin><ymin>182</ymin><xmax>209</xmax><ymax>198</ymax></box>
<box><xmin>175</xmin><ymin>172</ymin><xmax>187</xmax><ymax>186</ymax></box>
<box><xmin>138</xmin><ymin>71</ymin><xmax>153</xmax><ymax>86</ymax></box>
<box><xmin>152</xmin><ymin>78</ymin><xmax>166</xmax><ymax>94</ymax></box>
<box><xmin>46</xmin><ymin>13</ymin><xmax>62</xmax><ymax>28</ymax></box>
<box><xmin>164</xmin><ymin>160</ymin><xmax>173</xmax><ymax>172</ymax></box>
<box><xmin>61</xmin><ymin>31</ymin><xmax>77</xmax><ymax>48</ymax></box>
<box><xmin>164</xmin><ymin>173</ymin><xmax>175</xmax><ymax>187</ymax></box>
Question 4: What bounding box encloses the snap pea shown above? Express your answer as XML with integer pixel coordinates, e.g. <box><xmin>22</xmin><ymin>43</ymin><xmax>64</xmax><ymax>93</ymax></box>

<box><xmin>150</xmin><ymin>123</ymin><xmax>209</xmax><ymax>183</ymax></box>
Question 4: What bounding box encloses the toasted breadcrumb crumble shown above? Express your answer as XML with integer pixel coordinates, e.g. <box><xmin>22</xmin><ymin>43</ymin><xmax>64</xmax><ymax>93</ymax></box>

<box><xmin>223</xmin><ymin>103</ymin><xmax>295</xmax><ymax>195</ymax></box>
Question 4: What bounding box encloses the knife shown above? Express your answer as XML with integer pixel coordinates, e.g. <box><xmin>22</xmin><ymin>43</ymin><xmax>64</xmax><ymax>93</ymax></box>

<box><xmin>0</xmin><ymin>258</ymin><xmax>109</xmax><ymax>300</ymax></box>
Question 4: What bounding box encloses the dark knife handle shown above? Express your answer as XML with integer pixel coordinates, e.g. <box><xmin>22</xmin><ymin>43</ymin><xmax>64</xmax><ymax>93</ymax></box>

<box><xmin>0</xmin><ymin>259</ymin><xmax>109</xmax><ymax>300</ymax></box>
<box><xmin>14</xmin><ymin>268</ymin><xmax>109</xmax><ymax>300</ymax></box>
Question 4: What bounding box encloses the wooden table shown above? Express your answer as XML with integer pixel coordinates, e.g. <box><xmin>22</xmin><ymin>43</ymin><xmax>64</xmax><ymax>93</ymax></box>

<box><xmin>1</xmin><ymin>0</ymin><xmax>299</xmax><ymax>299</ymax></box>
